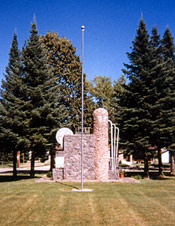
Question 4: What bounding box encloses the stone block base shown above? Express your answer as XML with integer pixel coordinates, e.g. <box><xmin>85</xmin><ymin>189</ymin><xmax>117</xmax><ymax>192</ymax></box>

<box><xmin>64</xmin><ymin>134</ymin><xmax>95</xmax><ymax>180</ymax></box>
<box><xmin>52</xmin><ymin>168</ymin><xmax>64</xmax><ymax>180</ymax></box>
<box><xmin>108</xmin><ymin>169</ymin><xmax>119</xmax><ymax>180</ymax></box>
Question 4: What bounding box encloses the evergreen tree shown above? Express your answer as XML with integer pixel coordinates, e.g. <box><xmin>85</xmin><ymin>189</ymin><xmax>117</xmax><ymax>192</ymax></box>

<box><xmin>161</xmin><ymin>27</ymin><xmax>175</xmax><ymax>61</ymax></box>
<box><xmin>160</xmin><ymin>28</ymin><xmax>175</xmax><ymax>174</ymax></box>
<box><xmin>0</xmin><ymin>101</ymin><xmax>9</xmax><ymax>153</ymax></box>
<box><xmin>118</xmin><ymin>18</ymin><xmax>156</xmax><ymax>178</ymax></box>
<box><xmin>118</xmin><ymin>22</ymin><xmax>175</xmax><ymax>177</ymax></box>
<box><xmin>0</xmin><ymin>31</ymin><xmax>28</xmax><ymax>177</ymax></box>
<box><xmin>148</xmin><ymin>26</ymin><xmax>169</xmax><ymax>176</ymax></box>
<box><xmin>22</xmin><ymin>21</ymin><xmax>64</xmax><ymax>177</ymax></box>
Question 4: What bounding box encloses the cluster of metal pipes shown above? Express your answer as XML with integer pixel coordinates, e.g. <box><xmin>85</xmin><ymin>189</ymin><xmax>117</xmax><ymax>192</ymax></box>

<box><xmin>108</xmin><ymin>120</ymin><xmax>119</xmax><ymax>175</ymax></box>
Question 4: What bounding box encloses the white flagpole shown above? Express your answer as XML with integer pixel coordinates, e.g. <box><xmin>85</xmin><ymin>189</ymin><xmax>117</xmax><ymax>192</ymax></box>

<box><xmin>81</xmin><ymin>25</ymin><xmax>85</xmax><ymax>190</ymax></box>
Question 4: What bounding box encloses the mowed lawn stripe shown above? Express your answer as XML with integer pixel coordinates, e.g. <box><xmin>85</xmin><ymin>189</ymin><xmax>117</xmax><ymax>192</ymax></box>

<box><xmin>28</xmin><ymin>193</ymin><xmax>68</xmax><ymax>225</ymax></box>
<box><xmin>60</xmin><ymin>192</ymin><xmax>98</xmax><ymax>226</ymax></box>
<box><xmin>120</xmin><ymin>181</ymin><xmax>175</xmax><ymax>226</ymax></box>
<box><xmin>138</xmin><ymin>190</ymin><xmax>175</xmax><ymax>224</ymax></box>
<box><xmin>117</xmin><ymin>195</ymin><xmax>149</xmax><ymax>226</ymax></box>
<box><xmin>84</xmin><ymin>183</ymin><xmax>148</xmax><ymax>226</ymax></box>
<box><xmin>0</xmin><ymin>193</ymin><xmax>38</xmax><ymax>226</ymax></box>
<box><xmin>0</xmin><ymin>178</ymin><xmax>175</xmax><ymax>225</ymax></box>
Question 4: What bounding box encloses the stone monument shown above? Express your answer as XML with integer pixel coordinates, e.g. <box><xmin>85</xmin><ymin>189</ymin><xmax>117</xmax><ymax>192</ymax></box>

<box><xmin>93</xmin><ymin>108</ymin><xmax>109</xmax><ymax>181</ymax></box>
<box><xmin>53</xmin><ymin>108</ymin><xmax>118</xmax><ymax>181</ymax></box>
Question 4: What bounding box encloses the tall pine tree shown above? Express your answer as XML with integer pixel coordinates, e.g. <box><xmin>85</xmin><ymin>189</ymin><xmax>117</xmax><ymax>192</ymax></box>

<box><xmin>160</xmin><ymin>28</ymin><xmax>175</xmax><ymax>174</ymax></box>
<box><xmin>148</xmin><ymin>26</ymin><xmax>170</xmax><ymax>177</ymax></box>
<box><xmin>118</xmin><ymin>18</ymin><xmax>157</xmax><ymax>178</ymax></box>
<box><xmin>117</xmin><ymin>22</ymin><xmax>175</xmax><ymax>177</ymax></box>
<box><xmin>22</xmin><ymin>20</ymin><xmax>64</xmax><ymax>177</ymax></box>
<box><xmin>0</xmin><ymin>31</ymin><xmax>28</xmax><ymax>177</ymax></box>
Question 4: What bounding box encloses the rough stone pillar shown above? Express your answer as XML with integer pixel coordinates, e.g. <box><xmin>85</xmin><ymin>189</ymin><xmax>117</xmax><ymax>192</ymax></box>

<box><xmin>93</xmin><ymin>108</ymin><xmax>108</xmax><ymax>181</ymax></box>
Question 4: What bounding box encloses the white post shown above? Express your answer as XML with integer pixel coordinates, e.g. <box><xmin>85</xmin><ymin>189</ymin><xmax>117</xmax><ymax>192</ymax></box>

<box><xmin>116</xmin><ymin>126</ymin><xmax>119</xmax><ymax>177</ymax></box>
<box><xmin>108</xmin><ymin>120</ymin><xmax>120</xmax><ymax>175</ymax></box>
<box><xmin>81</xmin><ymin>25</ymin><xmax>85</xmax><ymax>190</ymax></box>
<box><xmin>108</xmin><ymin>120</ymin><xmax>114</xmax><ymax>171</ymax></box>
<box><xmin>114</xmin><ymin>124</ymin><xmax>117</xmax><ymax>173</ymax></box>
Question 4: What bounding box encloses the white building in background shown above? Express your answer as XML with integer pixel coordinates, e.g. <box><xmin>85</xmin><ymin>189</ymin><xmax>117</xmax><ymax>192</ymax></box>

<box><xmin>162</xmin><ymin>148</ymin><xmax>169</xmax><ymax>164</ymax></box>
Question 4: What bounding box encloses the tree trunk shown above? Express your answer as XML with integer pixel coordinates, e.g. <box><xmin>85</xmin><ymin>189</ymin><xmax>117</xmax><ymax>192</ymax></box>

<box><xmin>13</xmin><ymin>150</ymin><xmax>17</xmax><ymax>177</ymax></box>
<box><xmin>30</xmin><ymin>151</ymin><xmax>35</xmax><ymax>178</ymax></box>
<box><xmin>170</xmin><ymin>151</ymin><xmax>175</xmax><ymax>175</ymax></box>
<box><xmin>158</xmin><ymin>148</ymin><xmax>164</xmax><ymax>177</ymax></box>
<box><xmin>144</xmin><ymin>154</ymin><xmax>149</xmax><ymax>179</ymax></box>
<box><xmin>50</xmin><ymin>149</ymin><xmax>54</xmax><ymax>172</ymax></box>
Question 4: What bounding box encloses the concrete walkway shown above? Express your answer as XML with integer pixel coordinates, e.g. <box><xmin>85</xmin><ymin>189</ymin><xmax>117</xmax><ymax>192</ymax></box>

<box><xmin>36</xmin><ymin>176</ymin><xmax>140</xmax><ymax>183</ymax></box>
<box><xmin>0</xmin><ymin>164</ymin><xmax>50</xmax><ymax>173</ymax></box>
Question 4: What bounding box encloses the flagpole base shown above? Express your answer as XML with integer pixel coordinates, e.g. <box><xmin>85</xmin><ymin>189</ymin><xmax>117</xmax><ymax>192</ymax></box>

<box><xmin>72</xmin><ymin>188</ymin><xmax>93</xmax><ymax>192</ymax></box>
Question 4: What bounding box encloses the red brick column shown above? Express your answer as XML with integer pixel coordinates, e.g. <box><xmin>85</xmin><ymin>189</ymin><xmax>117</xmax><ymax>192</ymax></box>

<box><xmin>93</xmin><ymin>108</ymin><xmax>108</xmax><ymax>181</ymax></box>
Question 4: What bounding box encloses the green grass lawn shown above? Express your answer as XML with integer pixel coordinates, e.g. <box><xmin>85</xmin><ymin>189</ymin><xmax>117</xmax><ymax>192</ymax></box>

<box><xmin>0</xmin><ymin>175</ymin><xmax>175</xmax><ymax>226</ymax></box>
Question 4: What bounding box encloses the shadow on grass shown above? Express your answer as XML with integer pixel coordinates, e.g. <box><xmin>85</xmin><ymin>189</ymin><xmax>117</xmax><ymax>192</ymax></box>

<box><xmin>56</xmin><ymin>181</ymin><xmax>79</xmax><ymax>190</ymax></box>
<box><xmin>125</xmin><ymin>171</ymin><xmax>175</xmax><ymax>180</ymax></box>
<box><xmin>0</xmin><ymin>170</ymin><xmax>49</xmax><ymax>182</ymax></box>
<box><xmin>0</xmin><ymin>175</ymin><xmax>33</xmax><ymax>182</ymax></box>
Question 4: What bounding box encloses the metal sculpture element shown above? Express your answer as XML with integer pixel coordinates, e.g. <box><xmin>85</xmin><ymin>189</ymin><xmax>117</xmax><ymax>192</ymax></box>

<box><xmin>56</xmin><ymin>128</ymin><xmax>73</xmax><ymax>148</ymax></box>
<box><xmin>108</xmin><ymin>120</ymin><xmax>119</xmax><ymax>176</ymax></box>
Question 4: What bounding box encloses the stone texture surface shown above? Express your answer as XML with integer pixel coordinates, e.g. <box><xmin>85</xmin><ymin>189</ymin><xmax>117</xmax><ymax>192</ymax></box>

<box><xmin>108</xmin><ymin>169</ymin><xmax>119</xmax><ymax>180</ymax></box>
<box><xmin>64</xmin><ymin>134</ymin><xmax>94</xmax><ymax>180</ymax></box>
<box><xmin>52</xmin><ymin>168</ymin><xmax>64</xmax><ymax>180</ymax></box>
<box><xmin>93</xmin><ymin>108</ymin><xmax>109</xmax><ymax>180</ymax></box>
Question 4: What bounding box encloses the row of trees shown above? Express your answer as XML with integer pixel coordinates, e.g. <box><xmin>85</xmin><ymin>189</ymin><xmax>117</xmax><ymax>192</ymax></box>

<box><xmin>88</xmin><ymin>18</ymin><xmax>175</xmax><ymax>177</ymax></box>
<box><xmin>116</xmin><ymin>18</ymin><xmax>175</xmax><ymax>177</ymax></box>
<box><xmin>1</xmin><ymin>17</ymin><xmax>175</xmax><ymax>178</ymax></box>
<box><xmin>0</xmin><ymin>19</ymin><xmax>95</xmax><ymax>177</ymax></box>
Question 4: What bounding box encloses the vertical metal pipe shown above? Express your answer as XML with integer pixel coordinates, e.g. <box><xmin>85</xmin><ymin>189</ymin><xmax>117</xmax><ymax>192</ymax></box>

<box><xmin>116</xmin><ymin>127</ymin><xmax>119</xmax><ymax>159</ymax></box>
<box><xmin>114</xmin><ymin>124</ymin><xmax>116</xmax><ymax>173</ymax></box>
<box><xmin>116</xmin><ymin>126</ymin><xmax>119</xmax><ymax>178</ymax></box>
<box><xmin>81</xmin><ymin>25</ymin><xmax>85</xmax><ymax>190</ymax></box>
<box><xmin>108</xmin><ymin>120</ymin><xmax>113</xmax><ymax>171</ymax></box>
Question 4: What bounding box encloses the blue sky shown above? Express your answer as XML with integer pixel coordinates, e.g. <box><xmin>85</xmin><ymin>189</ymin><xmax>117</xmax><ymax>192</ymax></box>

<box><xmin>1</xmin><ymin>0</ymin><xmax>175</xmax><ymax>86</ymax></box>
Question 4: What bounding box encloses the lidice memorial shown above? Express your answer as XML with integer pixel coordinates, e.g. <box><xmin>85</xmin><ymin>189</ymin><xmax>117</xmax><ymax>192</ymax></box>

<box><xmin>53</xmin><ymin>108</ymin><xmax>119</xmax><ymax>181</ymax></box>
